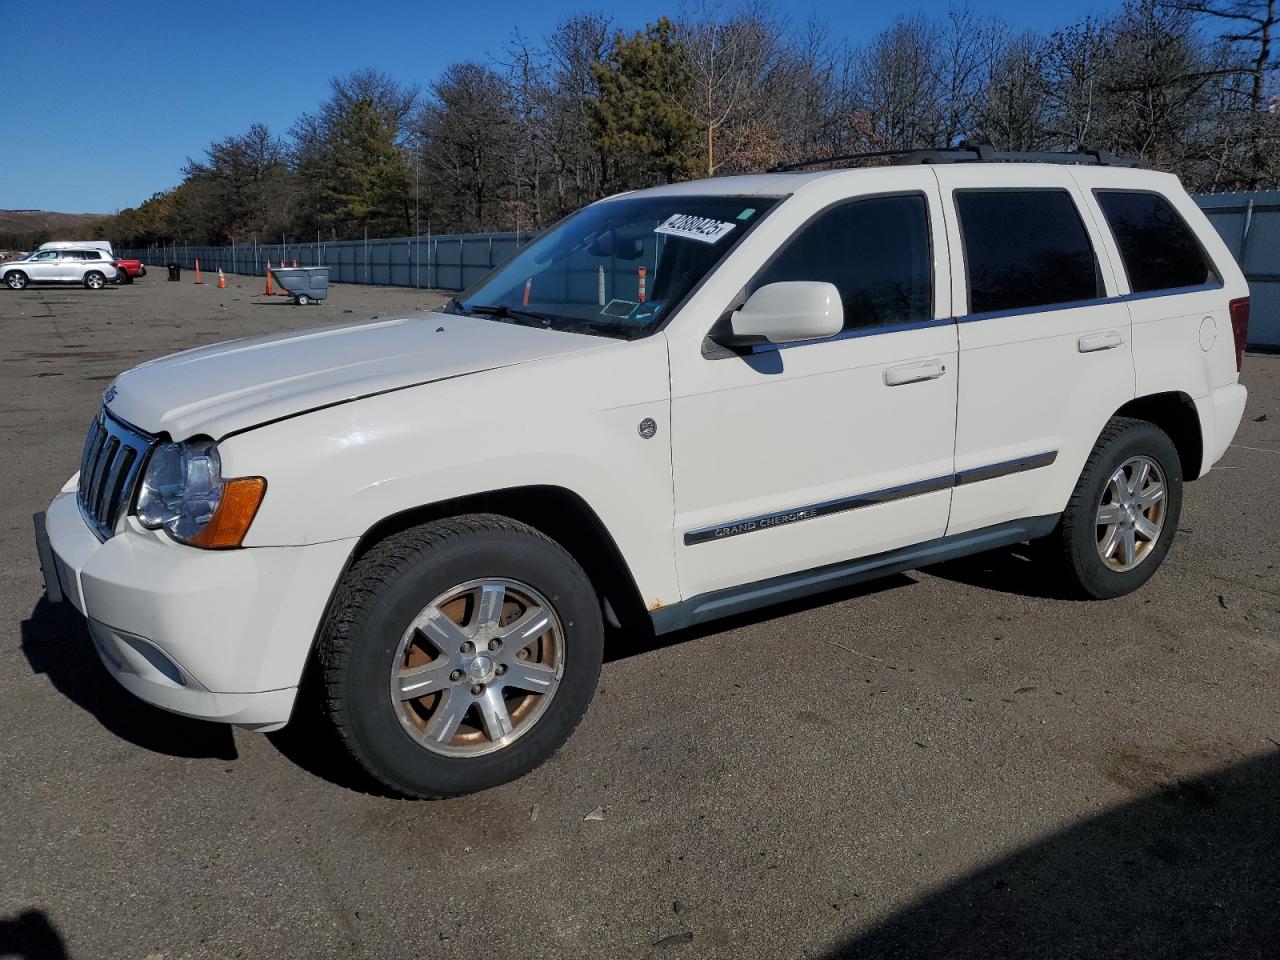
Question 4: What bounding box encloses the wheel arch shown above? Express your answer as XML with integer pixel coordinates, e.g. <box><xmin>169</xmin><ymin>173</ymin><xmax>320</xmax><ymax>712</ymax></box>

<box><xmin>1113</xmin><ymin>391</ymin><xmax>1204</xmax><ymax>481</ymax></box>
<box><xmin>345</xmin><ymin>485</ymin><xmax>650</xmax><ymax>634</ymax></box>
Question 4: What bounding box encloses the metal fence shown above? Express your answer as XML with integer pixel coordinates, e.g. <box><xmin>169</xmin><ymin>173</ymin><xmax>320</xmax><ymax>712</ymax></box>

<box><xmin>1196</xmin><ymin>190</ymin><xmax>1280</xmax><ymax>348</ymax></box>
<box><xmin>121</xmin><ymin>190</ymin><xmax>1280</xmax><ymax>347</ymax></box>
<box><xmin>119</xmin><ymin>231</ymin><xmax>532</xmax><ymax>293</ymax></box>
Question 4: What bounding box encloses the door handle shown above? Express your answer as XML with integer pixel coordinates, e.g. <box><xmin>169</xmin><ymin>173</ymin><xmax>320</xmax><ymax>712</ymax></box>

<box><xmin>883</xmin><ymin>359</ymin><xmax>946</xmax><ymax>386</ymax></box>
<box><xmin>1077</xmin><ymin>331</ymin><xmax>1123</xmax><ymax>353</ymax></box>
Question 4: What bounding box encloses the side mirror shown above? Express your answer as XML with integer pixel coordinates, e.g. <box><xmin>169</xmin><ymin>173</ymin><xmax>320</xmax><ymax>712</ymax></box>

<box><xmin>721</xmin><ymin>281</ymin><xmax>843</xmax><ymax>346</ymax></box>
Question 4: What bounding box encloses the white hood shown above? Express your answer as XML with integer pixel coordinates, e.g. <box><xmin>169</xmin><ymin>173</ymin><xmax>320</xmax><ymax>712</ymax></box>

<box><xmin>105</xmin><ymin>312</ymin><xmax>604</xmax><ymax>440</ymax></box>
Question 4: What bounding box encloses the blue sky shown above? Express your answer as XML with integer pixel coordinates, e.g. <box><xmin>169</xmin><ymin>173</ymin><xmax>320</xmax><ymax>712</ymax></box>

<box><xmin>2</xmin><ymin>0</ymin><xmax>1121</xmax><ymax>213</ymax></box>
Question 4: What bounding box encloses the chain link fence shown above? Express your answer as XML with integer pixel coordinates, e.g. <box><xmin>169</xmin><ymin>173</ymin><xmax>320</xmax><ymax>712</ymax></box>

<box><xmin>120</xmin><ymin>231</ymin><xmax>532</xmax><ymax>293</ymax></box>
<box><xmin>121</xmin><ymin>191</ymin><xmax>1280</xmax><ymax>346</ymax></box>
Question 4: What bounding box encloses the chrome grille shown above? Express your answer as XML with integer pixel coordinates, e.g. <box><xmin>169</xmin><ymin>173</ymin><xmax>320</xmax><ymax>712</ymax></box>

<box><xmin>78</xmin><ymin>409</ymin><xmax>154</xmax><ymax>540</ymax></box>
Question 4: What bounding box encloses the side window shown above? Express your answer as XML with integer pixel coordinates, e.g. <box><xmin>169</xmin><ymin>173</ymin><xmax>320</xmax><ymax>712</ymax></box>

<box><xmin>751</xmin><ymin>194</ymin><xmax>932</xmax><ymax>332</ymax></box>
<box><xmin>35</xmin><ymin>251</ymin><xmax>58</xmax><ymax>261</ymax></box>
<box><xmin>60</xmin><ymin>251</ymin><xmax>82</xmax><ymax>260</ymax></box>
<box><xmin>81</xmin><ymin>250</ymin><xmax>100</xmax><ymax>260</ymax></box>
<box><xmin>956</xmin><ymin>189</ymin><xmax>1102</xmax><ymax>315</ymax></box>
<box><xmin>1095</xmin><ymin>191</ymin><xmax>1215</xmax><ymax>293</ymax></box>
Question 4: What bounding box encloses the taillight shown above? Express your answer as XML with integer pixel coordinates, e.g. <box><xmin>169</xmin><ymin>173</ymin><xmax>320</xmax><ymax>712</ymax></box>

<box><xmin>1229</xmin><ymin>297</ymin><xmax>1250</xmax><ymax>372</ymax></box>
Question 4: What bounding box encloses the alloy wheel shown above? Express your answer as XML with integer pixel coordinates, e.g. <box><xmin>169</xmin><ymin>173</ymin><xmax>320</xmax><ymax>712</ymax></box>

<box><xmin>389</xmin><ymin>577</ymin><xmax>564</xmax><ymax>758</ymax></box>
<box><xmin>1096</xmin><ymin>455</ymin><xmax>1166</xmax><ymax>572</ymax></box>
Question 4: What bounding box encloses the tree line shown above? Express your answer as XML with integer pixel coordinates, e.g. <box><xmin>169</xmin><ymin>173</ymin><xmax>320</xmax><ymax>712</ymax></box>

<box><xmin>87</xmin><ymin>0</ymin><xmax>1278</xmax><ymax>250</ymax></box>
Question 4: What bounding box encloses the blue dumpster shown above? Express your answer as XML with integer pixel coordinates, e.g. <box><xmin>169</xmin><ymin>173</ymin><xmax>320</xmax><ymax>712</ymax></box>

<box><xmin>272</xmin><ymin>266</ymin><xmax>330</xmax><ymax>305</ymax></box>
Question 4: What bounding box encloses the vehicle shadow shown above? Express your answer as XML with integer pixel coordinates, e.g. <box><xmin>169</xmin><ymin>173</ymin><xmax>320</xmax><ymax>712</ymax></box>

<box><xmin>823</xmin><ymin>749</ymin><xmax>1280</xmax><ymax>959</ymax></box>
<box><xmin>20</xmin><ymin>598</ymin><xmax>237</xmax><ymax>761</ymax></box>
<box><xmin>0</xmin><ymin>910</ymin><xmax>67</xmax><ymax>960</ymax></box>
<box><xmin>922</xmin><ymin>542</ymin><xmax>1084</xmax><ymax>600</ymax></box>
<box><xmin>263</xmin><ymin>677</ymin><xmax>394</xmax><ymax>799</ymax></box>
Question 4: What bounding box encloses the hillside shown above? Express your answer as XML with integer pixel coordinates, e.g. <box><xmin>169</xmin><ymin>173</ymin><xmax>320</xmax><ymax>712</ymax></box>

<box><xmin>0</xmin><ymin>209</ymin><xmax>105</xmax><ymax>235</ymax></box>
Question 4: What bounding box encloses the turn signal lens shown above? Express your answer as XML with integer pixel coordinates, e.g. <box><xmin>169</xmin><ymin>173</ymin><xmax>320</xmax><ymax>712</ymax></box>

<box><xmin>186</xmin><ymin>477</ymin><xmax>267</xmax><ymax>549</ymax></box>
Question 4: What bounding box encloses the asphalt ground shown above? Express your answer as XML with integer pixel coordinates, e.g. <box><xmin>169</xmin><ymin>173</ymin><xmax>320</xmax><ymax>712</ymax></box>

<box><xmin>1</xmin><ymin>273</ymin><xmax>1278</xmax><ymax>960</ymax></box>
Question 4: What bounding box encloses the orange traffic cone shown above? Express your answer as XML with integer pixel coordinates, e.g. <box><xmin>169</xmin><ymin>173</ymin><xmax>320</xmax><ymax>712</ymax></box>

<box><xmin>193</xmin><ymin>259</ymin><xmax>202</xmax><ymax>284</ymax></box>
<box><xmin>217</xmin><ymin>268</ymin><xmax>227</xmax><ymax>289</ymax></box>
<box><xmin>292</xmin><ymin>258</ymin><xmax>298</xmax><ymax>268</ymax></box>
<box><xmin>264</xmin><ymin>261</ymin><xmax>274</xmax><ymax>296</ymax></box>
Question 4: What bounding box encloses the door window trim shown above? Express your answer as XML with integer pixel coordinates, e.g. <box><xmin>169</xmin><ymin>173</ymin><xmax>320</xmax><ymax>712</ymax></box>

<box><xmin>710</xmin><ymin>189</ymin><xmax>942</xmax><ymax>356</ymax></box>
<box><xmin>952</xmin><ymin>186</ymin><xmax>1107</xmax><ymax>317</ymax></box>
<box><xmin>1090</xmin><ymin>187</ymin><xmax>1224</xmax><ymax>296</ymax></box>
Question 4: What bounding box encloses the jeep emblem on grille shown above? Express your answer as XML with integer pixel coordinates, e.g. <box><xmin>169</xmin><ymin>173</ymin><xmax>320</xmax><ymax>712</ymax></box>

<box><xmin>103</xmin><ymin>385</ymin><xmax>117</xmax><ymax>404</ymax></box>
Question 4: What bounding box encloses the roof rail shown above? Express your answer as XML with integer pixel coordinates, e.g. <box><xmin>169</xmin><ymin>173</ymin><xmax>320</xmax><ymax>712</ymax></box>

<box><xmin>769</xmin><ymin>142</ymin><xmax>1145</xmax><ymax>173</ymax></box>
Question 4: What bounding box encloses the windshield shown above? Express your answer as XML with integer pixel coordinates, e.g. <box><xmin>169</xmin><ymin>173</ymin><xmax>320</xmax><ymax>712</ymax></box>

<box><xmin>448</xmin><ymin>195</ymin><xmax>777</xmax><ymax>339</ymax></box>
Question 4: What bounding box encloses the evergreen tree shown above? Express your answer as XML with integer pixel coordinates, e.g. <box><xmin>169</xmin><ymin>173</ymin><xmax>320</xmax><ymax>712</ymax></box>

<box><xmin>591</xmin><ymin>18</ymin><xmax>700</xmax><ymax>190</ymax></box>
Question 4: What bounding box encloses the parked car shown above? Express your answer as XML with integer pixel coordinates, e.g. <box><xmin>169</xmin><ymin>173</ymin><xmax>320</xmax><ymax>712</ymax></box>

<box><xmin>38</xmin><ymin>239</ymin><xmax>114</xmax><ymax>256</ymax></box>
<box><xmin>113</xmin><ymin>257</ymin><xmax>146</xmax><ymax>283</ymax></box>
<box><xmin>3</xmin><ymin>248</ymin><xmax>119</xmax><ymax>289</ymax></box>
<box><xmin>35</xmin><ymin>147</ymin><xmax>1250</xmax><ymax>798</ymax></box>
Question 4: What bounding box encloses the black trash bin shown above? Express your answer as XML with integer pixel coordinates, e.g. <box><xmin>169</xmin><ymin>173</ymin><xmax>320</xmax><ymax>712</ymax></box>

<box><xmin>167</xmin><ymin>263</ymin><xmax>181</xmax><ymax>282</ymax></box>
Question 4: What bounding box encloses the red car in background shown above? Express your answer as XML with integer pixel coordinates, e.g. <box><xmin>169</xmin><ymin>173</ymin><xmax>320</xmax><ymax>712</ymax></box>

<box><xmin>113</xmin><ymin>257</ymin><xmax>146</xmax><ymax>283</ymax></box>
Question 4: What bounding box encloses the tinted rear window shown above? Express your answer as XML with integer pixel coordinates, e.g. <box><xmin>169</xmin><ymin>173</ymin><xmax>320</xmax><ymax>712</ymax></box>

<box><xmin>751</xmin><ymin>193</ymin><xmax>932</xmax><ymax>331</ymax></box>
<box><xmin>1095</xmin><ymin>191</ymin><xmax>1215</xmax><ymax>293</ymax></box>
<box><xmin>956</xmin><ymin>189</ymin><xmax>1101</xmax><ymax>315</ymax></box>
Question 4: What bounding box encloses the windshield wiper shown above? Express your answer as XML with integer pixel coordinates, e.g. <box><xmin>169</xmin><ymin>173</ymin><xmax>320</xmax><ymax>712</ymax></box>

<box><xmin>461</xmin><ymin>303</ymin><xmax>554</xmax><ymax>328</ymax></box>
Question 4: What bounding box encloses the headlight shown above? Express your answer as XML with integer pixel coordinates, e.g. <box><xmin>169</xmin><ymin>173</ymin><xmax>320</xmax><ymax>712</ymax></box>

<box><xmin>136</xmin><ymin>439</ymin><xmax>266</xmax><ymax>548</ymax></box>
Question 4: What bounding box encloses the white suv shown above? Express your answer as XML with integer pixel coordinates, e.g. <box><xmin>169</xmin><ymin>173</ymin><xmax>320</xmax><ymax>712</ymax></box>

<box><xmin>36</xmin><ymin>147</ymin><xmax>1250</xmax><ymax>797</ymax></box>
<box><xmin>3</xmin><ymin>247</ymin><xmax>119</xmax><ymax>289</ymax></box>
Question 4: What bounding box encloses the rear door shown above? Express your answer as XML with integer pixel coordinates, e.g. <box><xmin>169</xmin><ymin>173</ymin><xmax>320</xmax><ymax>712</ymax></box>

<box><xmin>58</xmin><ymin>250</ymin><xmax>85</xmax><ymax>281</ymax></box>
<box><xmin>933</xmin><ymin>165</ymin><xmax>1135</xmax><ymax>536</ymax></box>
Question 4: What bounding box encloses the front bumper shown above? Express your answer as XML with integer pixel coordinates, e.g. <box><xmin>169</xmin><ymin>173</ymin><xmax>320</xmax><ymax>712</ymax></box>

<box><xmin>37</xmin><ymin>485</ymin><xmax>355</xmax><ymax>730</ymax></box>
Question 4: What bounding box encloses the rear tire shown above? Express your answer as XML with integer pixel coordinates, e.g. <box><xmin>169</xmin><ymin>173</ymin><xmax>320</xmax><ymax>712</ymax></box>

<box><xmin>5</xmin><ymin>271</ymin><xmax>28</xmax><ymax>290</ymax></box>
<box><xmin>83</xmin><ymin>271</ymin><xmax>105</xmax><ymax>290</ymax></box>
<box><xmin>316</xmin><ymin>514</ymin><xmax>603</xmax><ymax>798</ymax></box>
<box><xmin>1046</xmin><ymin>417</ymin><xmax>1183</xmax><ymax>599</ymax></box>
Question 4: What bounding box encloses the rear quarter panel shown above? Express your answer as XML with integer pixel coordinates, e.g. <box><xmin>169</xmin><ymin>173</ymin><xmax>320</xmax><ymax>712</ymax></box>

<box><xmin>1074</xmin><ymin>168</ymin><xmax>1248</xmax><ymax>401</ymax></box>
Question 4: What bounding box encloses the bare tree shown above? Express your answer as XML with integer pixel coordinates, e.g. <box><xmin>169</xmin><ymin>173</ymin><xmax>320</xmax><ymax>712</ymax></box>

<box><xmin>670</xmin><ymin>2</ymin><xmax>789</xmax><ymax>175</ymax></box>
<box><xmin>936</xmin><ymin>6</ymin><xmax>1006</xmax><ymax>146</ymax></box>
<box><xmin>1168</xmin><ymin>0</ymin><xmax>1278</xmax><ymax>184</ymax></box>
<box><xmin>418</xmin><ymin>63</ymin><xmax>521</xmax><ymax>231</ymax></box>
<box><xmin>979</xmin><ymin>33</ymin><xmax>1049</xmax><ymax>149</ymax></box>
<box><xmin>856</xmin><ymin>14</ymin><xmax>944</xmax><ymax>151</ymax></box>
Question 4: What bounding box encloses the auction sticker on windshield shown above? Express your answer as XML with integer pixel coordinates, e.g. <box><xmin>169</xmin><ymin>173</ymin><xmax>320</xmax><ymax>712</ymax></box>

<box><xmin>655</xmin><ymin>214</ymin><xmax>737</xmax><ymax>244</ymax></box>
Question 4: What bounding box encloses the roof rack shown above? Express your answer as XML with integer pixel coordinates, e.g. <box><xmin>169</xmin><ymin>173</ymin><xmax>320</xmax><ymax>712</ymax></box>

<box><xmin>769</xmin><ymin>142</ymin><xmax>1145</xmax><ymax>173</ymax></box>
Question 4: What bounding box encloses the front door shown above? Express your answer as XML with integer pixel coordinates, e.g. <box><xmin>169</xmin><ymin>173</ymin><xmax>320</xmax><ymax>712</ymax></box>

<box><xmin>25</xmin><ymin>250</ymin><xmax>60</xmax><ymax>280</ymax></box>
<box><xmin>668</xmin><ymin>184</ymin><xmax>959</xmax><ymax>599</ymax></box>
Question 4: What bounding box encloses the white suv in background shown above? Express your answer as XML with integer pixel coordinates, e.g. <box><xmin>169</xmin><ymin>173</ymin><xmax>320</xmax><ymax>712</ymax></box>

<box><xmin>3</xmin><ymin>247</ymin><xmax>119</xmax><ymax>289</ymax></box>
<box><xmin>36</xmin><ymin>146</ymin><xmax>1250</xmax><ymax>798</ymax></box>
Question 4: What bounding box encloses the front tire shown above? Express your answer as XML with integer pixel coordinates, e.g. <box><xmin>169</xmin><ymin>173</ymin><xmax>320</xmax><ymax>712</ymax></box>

<box><xmin>83</xmin><ymin>271</ymin><xmax>105</xmax><ymax>290</ymax></box>
<box><xmin>316</xmin><ymin>514</ymin><xmax>604</xmax><ymax>798</ymax></box>
<box><xmin>1048</xmin><ymin>417</ymin><xmax>1183</xmax><ymax>599</ymax></box>
<box><xmin>5</xmin><ymin>271</ymin><xmax>28</xmax><ymax>290</ymax></box>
